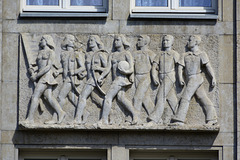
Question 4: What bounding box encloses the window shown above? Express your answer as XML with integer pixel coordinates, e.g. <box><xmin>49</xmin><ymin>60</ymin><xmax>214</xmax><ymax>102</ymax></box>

<box><xmin>19</xmin><ymin>149</ymin><xmax>107</xmax><ymax>160</ymax></box>
<box><xmin>130</xmin><ymin>0</ymin><xmax>218</xmax><ymax>19</ymax></box>
<box><xmin>22</xmin><ymin>0</ymin><xmax>107</xmax><ymax>12</ymax></box>
<box><xmin>20</xmin><ymin>0</ymin><xmax>108</xmax><ymax>17</ymax></box>
<box><xmin>130</xmin><ymin>150</ymin><xmax>218</xmax><ymax>160</ymax></box>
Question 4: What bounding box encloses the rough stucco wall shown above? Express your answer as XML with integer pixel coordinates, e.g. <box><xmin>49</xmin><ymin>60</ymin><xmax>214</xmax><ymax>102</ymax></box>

<box><xmin>0</xmin><ymin>0</ymin><xmax>237</xmax><ymax>160</ymax></box>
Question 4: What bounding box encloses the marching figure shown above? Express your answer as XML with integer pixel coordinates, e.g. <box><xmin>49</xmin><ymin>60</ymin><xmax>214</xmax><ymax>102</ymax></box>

<box><xmin>46</xmin><ymin>34</ymin><xmax>86</xmax><ymax>124</ymax></box>
<box><xmin>148</xmin><ymin>35</ymin><xmax>179</xmax><ymax>124</ymax></box>
<box><xmin>171</xmin><ymin>35</ymin><xmax>217</xmax><ymax>126</ymax></box>
<box><xmin>132</xmin><ymin>35</ymin><xmax>155</xmax><ymax>118</ymax></box>
<box><xmin>74</xmin><ymin>35</ymin><xmax>110</xmax><ymax>124</ymax></box>
<box><xmin>98</xmin><ymin>35</ymin><xmax>139</xmax><ymax>125</ymax></box>
<box><xmin>24</xmin><ymin>35</ymin><xmax>66</xmax><ymax>124</ymax></box>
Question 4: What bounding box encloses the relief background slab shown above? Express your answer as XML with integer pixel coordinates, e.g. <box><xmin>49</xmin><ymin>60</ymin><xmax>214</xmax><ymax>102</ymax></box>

<box><xmin>19</xmin><ymin>33</ymin><xmax>220</xmax><ymax>130</ymax></box>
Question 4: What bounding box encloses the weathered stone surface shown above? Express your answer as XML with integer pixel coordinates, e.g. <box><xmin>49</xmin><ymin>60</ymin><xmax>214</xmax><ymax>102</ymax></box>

<box><xmin>120</xmin><ymin>21</ymin><xmax>233</xmax><ymax>35</ymax></box>
<box><xmin>1</xmin><ymin>131</ymin><xmax>14</xmax><ymax>144</ymax></box>
<box><xmin>2</xmin><ymin>0</ymin><xmax>17</xmax><ymax>20</ymax></box>
<box><xmin>213</xmin><ymin>132</ymin><xmax>234</xmax><ymax>146</ymax></box>
<box><xmin>2</xmin><ymin>33</ymin><xmax>18</xmax><ymax>82</ymax></box>
<box><xmin>3</xmin><ymin>19</ymin><xmax>119</xmax><ymax>34</ymax></box>
<box><xmin>112</xmin><ymin>146</ymin><xmax>129</xmax><ymax>160</ymax></box>
<box><xmin>222</xmin><ymin>146</ymin><xmax>234</xmax><ymax>160</ymax></box>
<box><xmin>1</xmin><ymin>82</ymin><xmax>17</xmax><ymax>130</ymax></box>
<box><xmin>219</xmin><ymin>84</ymin><xmax>234</xmax><ymax>133</ymax></box>
<box><xmin>1</xmin><ymin>144</ymin><xmax>16</xmax><ymax>160</ymax></box>
<box><xmin>13</xmin><ymin>130</ymin><xmax>118</xmax><ymax>145</ymax></box>
<box><xmin>219</xmin><ymin>35</ymin><xmax>234</xmax><ymax>83</ymax></box>
<box><xmin>113</xmin><ymin>0</ymin><xmax>130</xmax><ymax>20</ymax></box>
<box><xmin>223</xmin><ymin>0</ymin><xmax>234</xmax><ymax>22</ymax></box>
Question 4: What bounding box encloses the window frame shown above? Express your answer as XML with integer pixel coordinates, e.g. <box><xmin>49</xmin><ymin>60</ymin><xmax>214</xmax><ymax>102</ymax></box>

<box><xmin>130</xmin><ymin>150</ymin><xmax>218</xmax><ymax>160</ymax></box>
<box><xmin>19</xmin><ymin>149</ymin><xmax>107</xmax><ymax>160</ymax></box>
<box><xmin>20</xmin><ymin>0</ymin><xmax>107</xmax><ymax>13</ymax></box>
<box><xmin>130</xmin><ymin>0</ymin><xmax>217</xmax><ymax>15</ymax></box>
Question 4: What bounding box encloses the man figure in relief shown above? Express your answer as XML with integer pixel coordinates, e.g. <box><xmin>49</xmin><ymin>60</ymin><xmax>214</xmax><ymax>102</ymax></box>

<box><xmin>147</xmin><ymin>35</ymin><xmax>179</xmax><ymax>125</ymax></box>
<box><xmin>171</xmin><ymin>35</ymin><xmax>217</xmax><ymax>126</ymax></box>
<box><xmin>132</xmin><ymin>35</ymin><xmax>155</xmax><ymax>120</ymax></box>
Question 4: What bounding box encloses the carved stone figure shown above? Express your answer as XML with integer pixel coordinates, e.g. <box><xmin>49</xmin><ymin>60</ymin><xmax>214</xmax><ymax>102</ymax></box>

<box><xmin>132</xmin><ymin>35</ymin><xmax>155</xmax><ymax>118</ymax></box>
<box><xmin>46</xmin><ymin>35</ymin><xmax>86</xmax><ymax>124</ymax></box>
<box><xmin>147</xmin><ymin>35</ymin><xmax>179</xmax><ymax>125</ymax></box>
<box><xmin>74</xmin><ymin>35</ymin><xmax>110</xmax><ymax>124</ymax></box>
<box><xmin>97</xmin><ymin>35</ymin><xmax>139</xmax><ymax>125</ymax></box>
<box><xmin>171</xmin><ymin>35</ymin><xmax>218</xmax><ymax>126</ymax></box>
<box><xmin>24</xmin><ymin>35</ymin><xmax>66</xmax><ymax>124</ymax></box>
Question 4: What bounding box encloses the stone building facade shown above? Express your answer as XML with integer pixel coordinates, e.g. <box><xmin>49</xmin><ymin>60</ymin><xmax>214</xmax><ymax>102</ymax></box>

<box><xmin>0</xmin><ymin>0</ymin><xmax>240</xmax><ymax>160</ymax></box>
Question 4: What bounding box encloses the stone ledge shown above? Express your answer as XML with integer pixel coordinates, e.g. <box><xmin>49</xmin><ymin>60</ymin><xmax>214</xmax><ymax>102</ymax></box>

<box><xmin>19</xmin><ymin>122</ymin><xmax>220</xmax><ymax>132</ymax></box>
<box><xmin>130</xmin><ymin>13</ymin><xmax>218</xmax><ymax>19</ymax></box>
<box><xmin>20</xmin><ymin>12</ymin><xmax>108</xmax><ymax>18</ymax></box>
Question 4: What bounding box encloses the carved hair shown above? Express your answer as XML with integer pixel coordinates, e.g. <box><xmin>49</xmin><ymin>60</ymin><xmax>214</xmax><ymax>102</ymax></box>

<box><xmin>190</xmin><ymin>35</ymin><xmax>201</xmax><ymax>45</ymax></box>
<box><xmin>89</xmin><ymin>35</ymin><xmax>104</xmax><ymax>50</ymax></box>
<box><xmin>139</xmin><ymin>35</ymin><xmax>150</xmax><ymax>46</ymax></box>
<box><xmin>114</xmin><ymin>35</ymin><xmax>130</xmax><ymax>51</ymax></box>
<box><xmin>163</xmin><ymin>35</ymin><xmax>174</xmax><ymax>44</ymax></box>
<box><xmin>61</xmin><ymin>34</ymin><xmax>76</xmax><ymax>50</ymax></box>
<box><xmin>40</xmin><ymin>35</ymin><xmax>55</xmax><ymax>50</ymax></box>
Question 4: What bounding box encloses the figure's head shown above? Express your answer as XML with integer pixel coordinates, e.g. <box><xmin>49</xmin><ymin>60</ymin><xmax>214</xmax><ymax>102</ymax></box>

<box><xmin>188</xmin><ymin>35</ymin><xmax>201</xmax><ymax>49</ymax></box>
<box><xmin>88</xmin><ymin>35</ymin><xmax>104</xmax><ymax>50</ymax></box>
<box><xmin>39</xmin><ymin>35</ymin><xmax>55</xmax><ymax>50</ymax></box>
<box><xmin>162</xmin><ymin>35</ymin><xmax>174</xmax><ymax>49</ymax></box>
<box><xmin>137</xmin><ymin>35</ymin><xmax>150</xmax><ymax>48</ymax></box>
<box><xmin>61</xmin><ymin>34</ymin><xmax>76</xmax><ymax>50</ymax></box>
<box><xmin>114</xmin><ymin>35</ymin><xmax>130</xmax><ymax>51</ymax></box>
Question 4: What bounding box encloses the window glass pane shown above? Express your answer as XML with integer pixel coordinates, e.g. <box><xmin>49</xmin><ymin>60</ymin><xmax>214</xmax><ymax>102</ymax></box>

<box><xmin>70</xmin><ymin>0</ymin><xmax>103</xmax><ymax>6</ymax></box>
<box><xmin>178</xmin><ymin>159</ymin><xmax>212</xmax><ymax>160</ymax></box>
<box><xmin>135</xmin><ymin>0</ymin><xmax>168</xmax><ymax>7</ymax></box>
<box><xmin>26</xmin><ymin>0</ymin><xmax>59</xmax><ymax>5</ymax></box>
<box><xmin>134</xmin><ymin>159</ymin><xmax>166</xmax><ymax>160</ymax></box>
<box><xmin>25</xmin><ymin>159</ymin><xmax>57</xmax><ymax>160</ymax></box>
<box><xmin>69</xmin><ymin>159</ymin><xmax>101</xmax><ymax>160</ymax></box>
<box><xmin>179</xmin><ymin>0</ymin><xmax>212</xmax><ymax>7</ymax></box>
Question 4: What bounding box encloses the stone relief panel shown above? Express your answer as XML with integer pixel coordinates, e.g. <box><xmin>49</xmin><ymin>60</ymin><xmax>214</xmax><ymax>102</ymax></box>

<box><xmin>19</xmin><ymin>33</ymin><xmax>219</xmax><ymax>130</ymax></box>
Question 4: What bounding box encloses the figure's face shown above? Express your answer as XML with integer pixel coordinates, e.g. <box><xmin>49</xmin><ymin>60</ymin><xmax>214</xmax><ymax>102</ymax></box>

<box><xmin>163</xmin><ymin>37</ymin><xmax>173</xmax><ymax>48</ymax></box>
<box><xmin>114</xmin><ymin>37</ymin><xmax>123</xmax><ymax>48</ymax></box>
<box><xmin>88</xmin><ymin>37</ymin><xmax>97</xmax><ymax>49</ymax></box>
<box><xmin>66</xmin><ymin>36</ymin><xmax>75</xmax><ymax>48</ymax></box>
<box><xmin>188</xmin><ymin>36</ymin><xmax>197</xmax><ymax>48</ymax></box>
<box><xmin>137</xmin><ymin>37</ymin><xmax>145</xmax><ymax>48</ymax></box>
<box><xmin>39</xmin><ymin>38</ymin><xmax>47</xmax><ymax>48</ymax></box>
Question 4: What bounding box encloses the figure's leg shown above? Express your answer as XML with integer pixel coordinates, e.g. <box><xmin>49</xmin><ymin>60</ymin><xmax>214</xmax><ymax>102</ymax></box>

<box><xmin>148</xmin><ymin>77</ymin><xmax>173</xmax><ymax>123</ymax></box>
<box><xmin>91</xmin><ymin>90</ymin><xmax>104</xmax><ymax>107</ymax></box>
<box><xmin>195</xmin><ymin>85</ymin><xmax>217</xmax><ymax>125</ymax></box>
<box><xmin>74</xmin><ymin>84</ymin><xmax>94</xmax><ymax>124</ymax></box>
<box><xmin>117</xmin><ymin>89</ymin><xmax>139</xmax><ymax>124</ymax></box>
<box><xmin>25</xmin><ymin>83</ymin><xmax>47</xmax><ymax>124</ymax></box>
<box><xmin>100</xmin><ymin>84</ymin><xmax>121</xmax><ymax>124</ymax></box>
<box><xmin>44</xmin><ymin>86</ymin><xmax>66</xmax><ymax>124</ymax></box>
<box><xmin>58</xmin><ymin>81</ymin><xmax>72</xmax><ymax>108</ymax></box>
<box><xmin>142</xmin><ymin>88</ymin><xmax>155</xmax><ymax>115</ymax></box>
<box><xmin>134</xmin><ymin>74</ymin><xmax>150</xmax><ymax>112</ymax></box>
<box><xmin>47</xmin><ymin>81</ymin><xmax>71</xmax><ymax>124</ymax></box>
<box><xmin>167</xmin><ymin>87</ymin><xmax>179</xmax><ymax>114</ymax></box>
<box><xmin>68</xmin><ymin>90</ymin><xmax>78</xmax><ymax>107</ymax></box>
<box><xmin>172</xmin><ymin>78</ymin><xmax>201</xmax><ymax>123</ymax></box>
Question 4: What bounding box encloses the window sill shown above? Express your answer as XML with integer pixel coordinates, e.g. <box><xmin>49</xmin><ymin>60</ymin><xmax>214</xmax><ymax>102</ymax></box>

<box><xmin>130</xmin><ymin>13</ymin><xmax>218</xmax><ymax>19</ymax></box>
<box><xmin>20</xmin><ymin>12</ymin><xmax>108</xmax><ymax>18</ymax></box>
